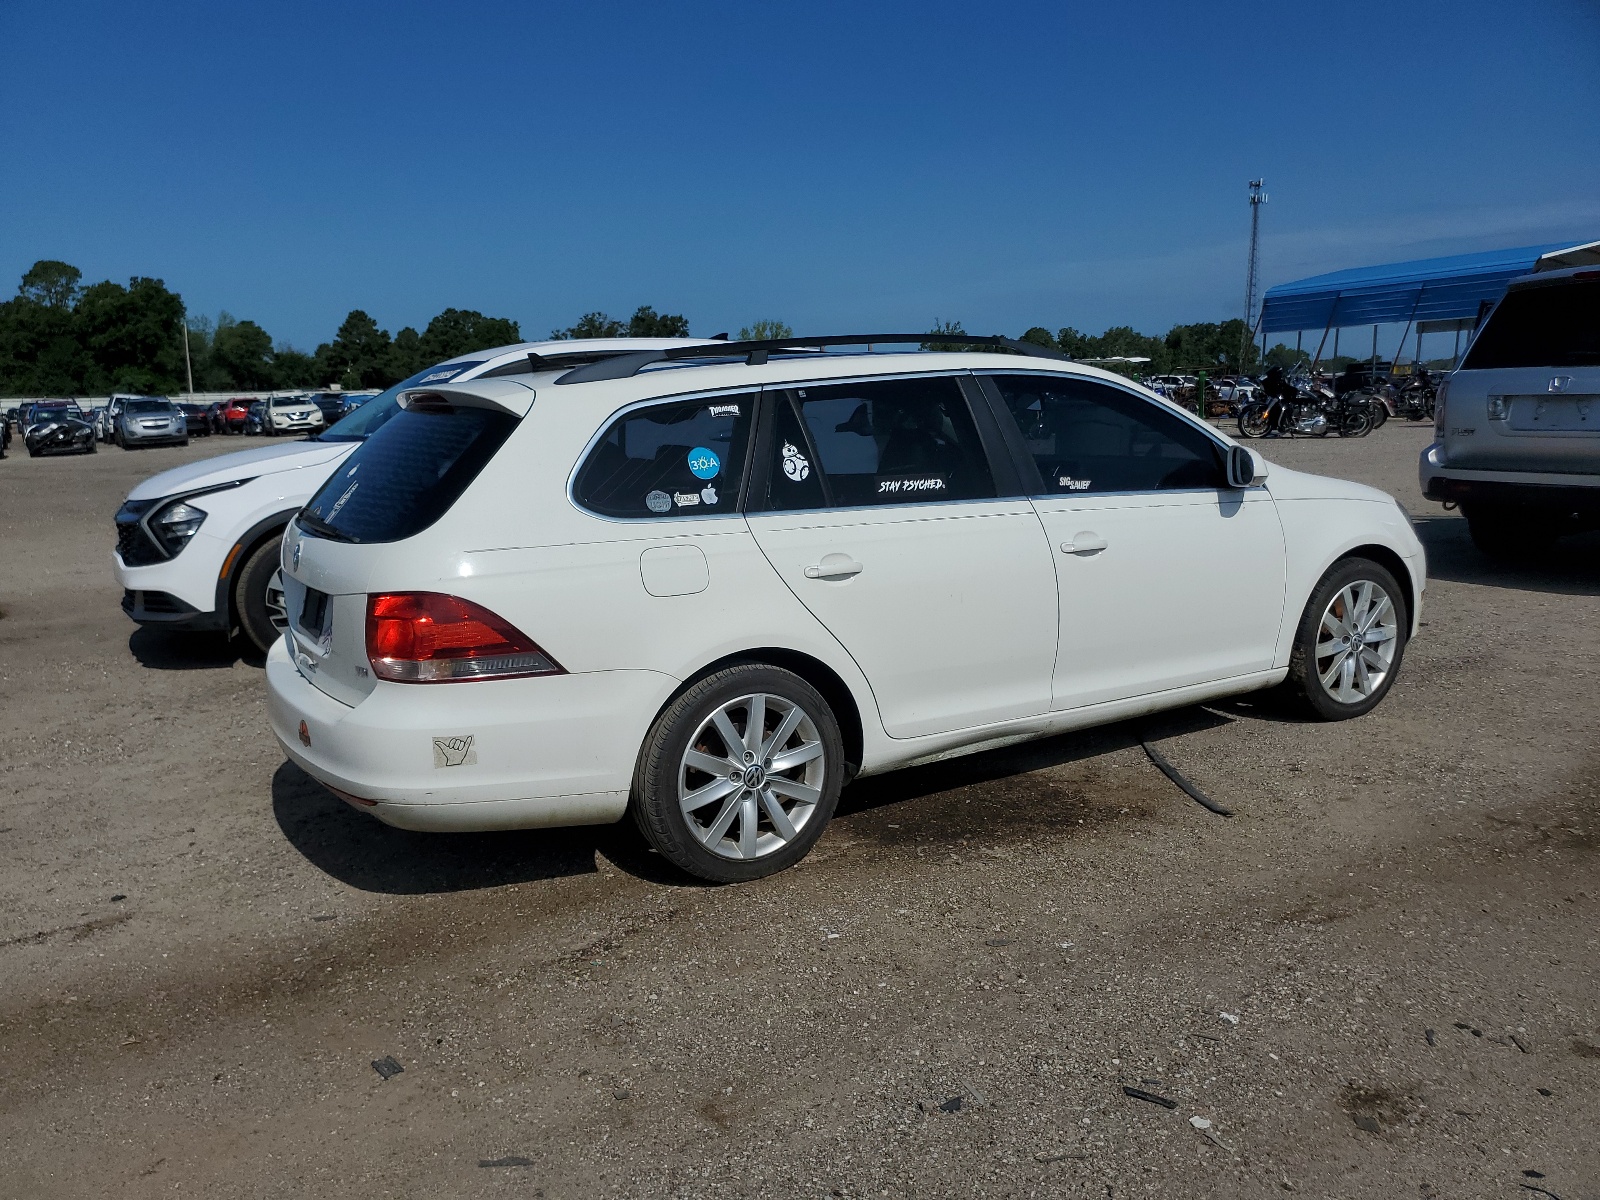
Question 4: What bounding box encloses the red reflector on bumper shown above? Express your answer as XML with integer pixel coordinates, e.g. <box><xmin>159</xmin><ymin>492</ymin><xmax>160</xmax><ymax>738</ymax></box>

<box><xmin>325</xmin><ymin>785</ymin><xmax>379</xmax><ymax>809</ymax></box>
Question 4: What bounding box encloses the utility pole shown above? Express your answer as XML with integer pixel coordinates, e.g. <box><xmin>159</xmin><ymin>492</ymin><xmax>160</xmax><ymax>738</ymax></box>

<box><xmin>181</xmin><ymin>316</ymin><xmax>195</xmax><ymax>398</ymax></box>
<box><xmin>1242</xmin><ymin>179</ymin><xmax>1267</xmax><ymax>367</ymax></box>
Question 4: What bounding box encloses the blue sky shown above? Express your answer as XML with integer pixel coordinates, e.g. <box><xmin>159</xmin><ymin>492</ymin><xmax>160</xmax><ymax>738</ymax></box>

<box><xmin>2</xmin><ymin>0</ymin><xmax>1597</xmax><ymax>353</ymax></box>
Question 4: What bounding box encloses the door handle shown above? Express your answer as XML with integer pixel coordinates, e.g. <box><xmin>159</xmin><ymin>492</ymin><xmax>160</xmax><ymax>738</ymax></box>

<box><xmin>803</xmin><ymin>554</ymin><xmax>864</xmax><ymax>580</ymax></box>
<box><xmin>1061</xmin><ymin>532</ymin><xmax>1107</xmax><ymax>556</ymax></box>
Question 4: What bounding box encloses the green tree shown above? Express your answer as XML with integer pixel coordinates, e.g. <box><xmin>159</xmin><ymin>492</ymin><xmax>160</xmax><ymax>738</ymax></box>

<box><xmin>75</xmin><ymin>276</ymin><xmax>187</xmax><ymax>393</ymax></box>
<box><xmin>391</xmin><ymin>327</ymin><xmax>422</xmax><ymax>378</ymax></box>
<box><xmin>626</xmin><ymin>305</ymin><xmax>690</xmax><ymax>337</ymax></box>
<box><xmin>417</xmin><ymin>308</ymin><xmax>521</xmax><ymax>366</ymax></box>
<box><xmin>737</xmin><ymin>319</ymin><xmax>793</xmax><ymax>341</ymax></box>
<box><xmin>18</xmin><ymin>260</ymin><xmax>83</xmax><ymax>309</ymax></box>
<box><xmin>1019</xmin><ymin>327</ymin><xmax>1058</xmax><ymax>350</ymax></box>
<box><xmin>272</xmin><ymin>344</ymin><xmax>318</xmax><ymax>388</ymax></box>
<box><xmin>210</xmin><ymin>317</ymin><xmax>277</xmax><ymax>389</ymax></box>
<box><xmin>314</xmin><ymin>310</ymin><xmax>397</xmax><ymax>389</ymax></box>
<box><xmin>0</xmin><ymin>295</ymin><xmax>92</xmax><ymax>395</ymax></box>
<box><xmin>551</xmin><ymin>311</ymin><xmax>626</xmax><ymax>339</ymax></box>
<box><xmin>1263</xmin><ymin>343</ymin><xmax>1310</xmax><ymax>371</ymax></box>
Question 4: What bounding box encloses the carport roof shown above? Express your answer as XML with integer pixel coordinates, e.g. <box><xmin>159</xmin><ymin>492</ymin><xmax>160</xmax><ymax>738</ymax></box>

<box><xmin>1259</xmin><ymin>242</ymin><xmax>1581</xmax><ymax>334</ymax></box>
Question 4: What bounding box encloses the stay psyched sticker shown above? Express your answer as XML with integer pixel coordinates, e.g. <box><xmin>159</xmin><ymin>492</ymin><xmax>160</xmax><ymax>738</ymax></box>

<box><xmin>687</xmin><ymin>447</ymin><xmax>721</xmax><ymax>480</ymax></box>
<box><xmin>876</xmin><ymin>475</ymin><xmax>946</xmax><ymax>496</ymax></box>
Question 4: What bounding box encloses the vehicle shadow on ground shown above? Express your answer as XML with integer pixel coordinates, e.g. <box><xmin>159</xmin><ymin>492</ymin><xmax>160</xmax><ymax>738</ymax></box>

<box><xmin>835</xmin><ymin>705</ymin><xmax>1237</xmax><ymax>823</ymax></box>
<box><xmin>270</xmin><ymin>761</ymin><xmax>681</xmax><ymax>894</ymax></box>
<box><xmin>128</xmin><ymin>627</ymin><xmax>264</xmax><ymax>670</ymax></box>
<box><xmin>1413</xmin><ymin>512</ymin><xmax>1600</xmax><ymax>596</ymax></box>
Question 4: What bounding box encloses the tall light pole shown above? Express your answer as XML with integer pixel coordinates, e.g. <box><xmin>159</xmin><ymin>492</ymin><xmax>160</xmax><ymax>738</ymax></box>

<box><xmin>1242</xmin><ymin>179</ymin><xmax>1266</xmax><ymax>367</ymax></box>
<box><xmin>180</xmin><ymin>315</ymin><xmax>195</xmax><ymax>398</ymax></box>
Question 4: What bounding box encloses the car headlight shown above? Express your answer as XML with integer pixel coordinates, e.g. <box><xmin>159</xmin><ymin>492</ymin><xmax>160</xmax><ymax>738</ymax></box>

<box><xmin>151</xmin><ymin>501</ymin><xmax>207</xmax><ymax>554</ymax></box>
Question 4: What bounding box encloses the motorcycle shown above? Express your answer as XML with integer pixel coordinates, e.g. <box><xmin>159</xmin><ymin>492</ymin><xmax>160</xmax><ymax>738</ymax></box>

<box><xmin>1238</xmin><ymin>373</ymin><xmax>1364</xmax><ymax>438</ymax></box>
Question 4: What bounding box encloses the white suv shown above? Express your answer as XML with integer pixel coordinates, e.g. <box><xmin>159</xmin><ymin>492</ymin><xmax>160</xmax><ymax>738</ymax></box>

<box><xmin>114</xmin><ymin>340</ymin><xmax>711</xmax><ymax>652</ymax></box>
<box><xmin>1420</xmin><ymin>265</ymin><xmax>1600</xmax><ymax>556</ymax></box>
<box><xmin>267</xmin><ymin>335</ymin><xmax>1426</xmax><ymax>882</ymax></box>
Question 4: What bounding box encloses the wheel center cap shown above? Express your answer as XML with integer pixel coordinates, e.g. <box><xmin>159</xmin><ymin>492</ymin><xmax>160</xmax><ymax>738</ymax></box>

<box><xmin>742</xmin><ymin>765</ymin><xmax>767</xmax><ymax>789</ymax></box>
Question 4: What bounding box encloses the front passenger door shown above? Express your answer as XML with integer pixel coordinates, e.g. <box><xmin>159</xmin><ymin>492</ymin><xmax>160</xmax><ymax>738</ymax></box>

<box><xmin>984</xmin><ymin>374</ymin><xmax>1286</xmax><ymax>711</ymax></box>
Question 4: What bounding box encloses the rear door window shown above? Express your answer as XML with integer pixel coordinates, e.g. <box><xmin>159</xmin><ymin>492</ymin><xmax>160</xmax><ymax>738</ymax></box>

<box><xmin>1463</xmin><ymin>278</ymin><xmax>1600</xmax><ymax>370</ymax></box>
<box><xmin>573</xmin><ymin>393</ymin><xmax>754</xmax><ymax>518</ymax></box>
<box><xmin>300</xmin><ymin>400</ymin><xmax>517</xmax><ymax>543</ymax></box>
<box><xmin>764</xmin><ymin>376</ymin><xmax>996</xmax><ymax>510</ymax></box>
<box><xmin>987</xmin><ymin>373</ymin><xmax>1225</xmax><ymax>494</ymax></box>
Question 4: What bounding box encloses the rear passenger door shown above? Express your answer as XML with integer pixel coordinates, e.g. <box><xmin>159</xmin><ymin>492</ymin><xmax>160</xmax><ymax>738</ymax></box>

<box><xmin>982</xmin><ymin>373</ymin><xmax>1286</xmax><ymax>710</ymax></box>
<box><xmin>745</xmin><ymin>374</ymin><xmax>1058</xmax><ymax>739</ymax></box>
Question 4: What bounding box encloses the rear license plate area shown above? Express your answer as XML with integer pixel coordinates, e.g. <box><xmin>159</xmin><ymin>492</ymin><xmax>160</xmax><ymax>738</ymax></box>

<box><xmin>298</xmin><ymin>586</ymin><xmax>330</xmax><ymax>638</ymax></box>
<box><xmin>1509</xmin><ymin>395</ymin><xmax>1600</xmax><ymax>432</ymax></box>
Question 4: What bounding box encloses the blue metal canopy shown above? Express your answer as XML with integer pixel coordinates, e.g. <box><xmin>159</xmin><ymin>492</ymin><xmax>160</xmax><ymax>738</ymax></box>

<box><xmin>1259</xmin><ymin>243</ymin><xmax>1572</xmax><ymax>334</ymax></box>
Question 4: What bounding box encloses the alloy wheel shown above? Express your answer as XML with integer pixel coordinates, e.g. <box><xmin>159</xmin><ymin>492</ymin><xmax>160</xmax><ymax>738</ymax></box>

<box><xmin>678</xmin><ymin>693</ymin><xmax>827</xmax><ymax>861</ymax></box>
<box><xmin>1314</xmin><ymin>580</ymin><xmax>1399</xmax><ymax>704</ymax></box>
<box><xmin>265</xmin><ymin>569</ymin><xmax>289</xmax><ymax>631</ymax></box>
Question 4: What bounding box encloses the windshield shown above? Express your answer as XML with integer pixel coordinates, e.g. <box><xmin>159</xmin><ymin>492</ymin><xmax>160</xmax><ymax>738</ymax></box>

<box><xmin>270</xmin><ymin>396</ymin><xmax>307</xmax><ymax>408</ymax></box>
<box><xmin>315</xmin><ymin>359</ymin><xmax>486</xmax><ymax>443</ymax></box>
<box><xmin>1463</xmin><ymin>278</ymin><xmax>1600</xmax><ymax>370</ymax></box>
<box><xmin>128</xmin><ymin>400</ymin><xmax>173</xmax><ymax>414</ymax></box>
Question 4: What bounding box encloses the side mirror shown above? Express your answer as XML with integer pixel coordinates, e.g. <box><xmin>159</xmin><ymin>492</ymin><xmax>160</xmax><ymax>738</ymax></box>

<box><xmin>1227</xmin><ymin>445</ymin><xmax>1267</xmax><ymax>488</ymax></box>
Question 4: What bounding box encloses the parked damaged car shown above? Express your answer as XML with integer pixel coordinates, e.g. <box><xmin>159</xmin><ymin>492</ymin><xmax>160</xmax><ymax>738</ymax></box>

<box><xmin>22</xmin><ymin>401</ymin><xmax>97</xmax><ymax>457</ymax></box>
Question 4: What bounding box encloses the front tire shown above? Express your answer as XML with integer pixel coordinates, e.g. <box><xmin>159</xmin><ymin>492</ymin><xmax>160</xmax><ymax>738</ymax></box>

<box><xmin>631</xmin><ymin>665</ymin><xmax>845</xmax><ymax>883</ymax></box>
<box><xmin>234</xmin><ymin>536</ymin><xmax>287</xmax><ymax>655</ymax></box>
<box><xmin>1237</xmin><ymin>403</ymin><xmax>1271</xmax><ymax>439</ymax></box>
<box><xmin>1284</xmin><ymin>557</ymin><xmax>1407</xmax><ymax>721</ymax></box>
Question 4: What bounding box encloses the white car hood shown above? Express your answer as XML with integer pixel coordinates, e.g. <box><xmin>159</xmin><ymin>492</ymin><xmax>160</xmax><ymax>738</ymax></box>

<box><xmin>127</xmin><ymin>441</ymin><xmax>354</xmax><ymax>502</ymax></box>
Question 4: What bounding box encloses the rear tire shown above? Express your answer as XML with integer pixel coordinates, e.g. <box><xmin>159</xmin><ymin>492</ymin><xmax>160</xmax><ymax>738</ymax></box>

<box><xmin>1283</xmin><ymin>557</ymin><xmax>1408</xmax><ymax>721</ymax></box>
<box><xmin>234</xmin><ymin>535</ymin><xmax>286</xmax><ymax>655</ymax></box>
<box><xmin>631</xmin><ymin>664</ymin><xmax>844</xmax><ymax>883</ymax></box>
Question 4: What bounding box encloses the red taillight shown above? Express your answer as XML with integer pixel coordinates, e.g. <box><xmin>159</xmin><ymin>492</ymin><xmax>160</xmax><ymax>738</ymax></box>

<box><xmin>365</xmin><ymin>592</ymin><xmax>564</xmax><ymax>683</ymax></box>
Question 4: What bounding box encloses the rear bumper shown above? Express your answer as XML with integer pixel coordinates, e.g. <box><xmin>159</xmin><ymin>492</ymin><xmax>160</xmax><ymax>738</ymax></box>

<box><xmin>1419</xmin><ymin>443</ymin><xmax>1600</xmax><ymax>515</ymax></box>
<box><xmin>265</xmin><ymin>638</ymin><xmax>676</xmax><ymax>831</ymax></box>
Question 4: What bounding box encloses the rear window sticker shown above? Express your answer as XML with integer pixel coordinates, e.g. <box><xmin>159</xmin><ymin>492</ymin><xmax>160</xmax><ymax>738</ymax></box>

<box><xmin>707</xmin><ymin>404</ymin><xmax>740</xmax><ymax>418</ymax></box>
<box><xmin>700</xmin><ymin>485</ymin><xmax>719</xmax><ymax>505</ymax></box>
<box><xmin>687</xmin><ymin>446</ymin><xmax>721</xmax><ymax>479</ymax></box>
<box><xmin>672</xmin><ymin>491</ymin><xmax>702</xmax><ymax>507</ymax></box>
<box><xmin>1057</xmin><ymin>475</ymin><xmax>1092</xmax><ymax>491</ymax></box>
<box><xmin>781</xmin><ymin>442</ymin><xmax>811</xmax><ymax>481</ymax></box>
<box><xmin>433</xmin><ymin>734</ymin><xmax>477</xmax><ymax>768</ymax></box>
<box><xmin>876</xmin><ymin>475</ymin><xmax>946</xmax><ymax>496</ymax></box>
<box><xmin>645</xmin><ymin>489</ymin><xmax>672</xmax><ymax>513</ymax></box>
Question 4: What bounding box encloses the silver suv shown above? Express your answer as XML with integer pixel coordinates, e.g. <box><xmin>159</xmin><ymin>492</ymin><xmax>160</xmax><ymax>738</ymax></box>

<box><xmin>1420</xmin><ymin>266</ymin><xmax>1600</xmax><ymax>557</ymax></box>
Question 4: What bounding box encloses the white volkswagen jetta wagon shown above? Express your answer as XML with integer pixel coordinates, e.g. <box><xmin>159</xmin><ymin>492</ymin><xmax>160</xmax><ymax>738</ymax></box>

<box><xmin>267</xmin><ymin>335</ymin><xmax>1425</xmax><ymax>882</ymax></box>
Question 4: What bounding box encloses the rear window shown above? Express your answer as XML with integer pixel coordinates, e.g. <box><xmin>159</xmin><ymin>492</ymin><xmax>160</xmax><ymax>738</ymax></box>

<box><xmin>300</xmin><ymin>401</ymin><xmax>517</xmax><ymax>543</ymax></box>
<box><xmin>1463</xmin><ymin>278</ymin><xmax>1600</xmax><ymax>370</ymax></box>
<box><xmin>573</xmin><ymin>394</ymin><xmax>754</xmax><ymax>518</ymax></box>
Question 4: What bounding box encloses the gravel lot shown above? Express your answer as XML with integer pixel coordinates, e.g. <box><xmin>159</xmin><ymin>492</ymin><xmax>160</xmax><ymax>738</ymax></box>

<box><xmin>1</xmin><ymin>423</ymin><xmax>1596</xmax><ymax>1199</ymax></box>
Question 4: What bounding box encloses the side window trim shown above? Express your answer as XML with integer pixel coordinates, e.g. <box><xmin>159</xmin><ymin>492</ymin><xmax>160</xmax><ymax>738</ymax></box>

<box><xmin>978</xmin><ymin>370</ymin><xmax>1230</xmax><ymax>497</ymax></box>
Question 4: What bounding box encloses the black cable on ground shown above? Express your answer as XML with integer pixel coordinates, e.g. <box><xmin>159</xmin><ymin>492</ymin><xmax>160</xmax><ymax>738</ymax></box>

<box><xmin>1140</xmin><ymin>735</ymin><xmax>1233</xmax><ymax>818</ymax></box>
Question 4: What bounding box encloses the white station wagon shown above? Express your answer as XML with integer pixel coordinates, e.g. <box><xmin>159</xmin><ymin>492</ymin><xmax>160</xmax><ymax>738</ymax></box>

<box><xmin>267</xmin><ymin>335</ymin><xmax>1426</xmax><ymax>882</ymax></box>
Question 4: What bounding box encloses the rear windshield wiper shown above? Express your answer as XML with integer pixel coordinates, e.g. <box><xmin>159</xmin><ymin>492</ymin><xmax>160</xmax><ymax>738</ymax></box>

<box><xmin>295</xmin><ymin>510</ymin><xmax>357</xmax><ymax>543</ymax></box>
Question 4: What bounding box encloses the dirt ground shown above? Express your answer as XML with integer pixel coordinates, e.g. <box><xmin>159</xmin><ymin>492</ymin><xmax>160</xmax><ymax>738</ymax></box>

<box><xmin>1</xmin><ymin>422</ymin><xmax>1596</xmax><ymax>1199</ymax></box>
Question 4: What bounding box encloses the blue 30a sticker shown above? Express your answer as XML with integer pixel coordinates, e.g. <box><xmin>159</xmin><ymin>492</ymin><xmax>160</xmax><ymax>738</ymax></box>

<box><xmin>687</xmin><ymin>446</ymin><xmax>721</xmax><ymax>480</ymax></box>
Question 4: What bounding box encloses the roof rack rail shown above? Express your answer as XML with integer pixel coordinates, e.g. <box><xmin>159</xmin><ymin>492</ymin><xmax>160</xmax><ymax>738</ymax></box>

<box><xmin>552</xmin><ymin>333</ymin><xmax>1070</xmax><ymax>385</ymax></box>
